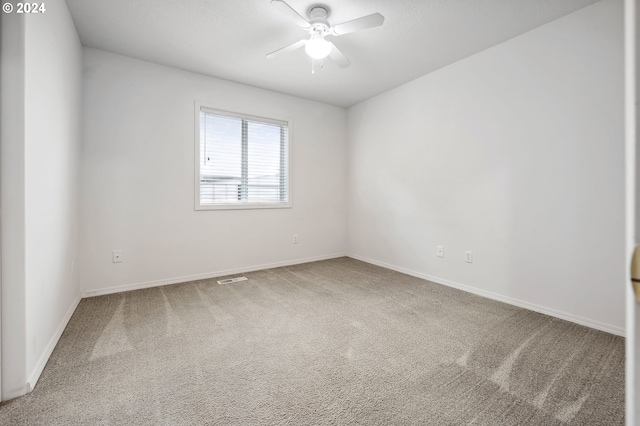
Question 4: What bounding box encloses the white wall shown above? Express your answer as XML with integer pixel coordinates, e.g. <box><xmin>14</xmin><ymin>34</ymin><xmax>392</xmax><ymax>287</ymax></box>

<box><xmin>23</xmin><ymin>0</ymin><xmax>83</xmax><ymax>388</ymax></box>
<box><xmin>1</xmin><ymin>12</ymin><xmax>27</xmax><ymax>400</ymax></box>
<box><xmin>80</xmin><ymin>49</ymin><xmax>348</xmax><ymax>295</ymax></box>
<box><xmin>347</xmin><ymin>0</ymin><xmax>625</xmax><ymax>334</ymax></box>
<box><xmin>1</xmin><ymin>0</ymin><xmax>82</xmax><ymax>400</ymax></box>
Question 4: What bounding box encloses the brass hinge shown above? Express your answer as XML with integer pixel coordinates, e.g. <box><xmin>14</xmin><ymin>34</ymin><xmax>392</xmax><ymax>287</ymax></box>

<box><xmin>632</xmin><ymin>246</ymin><xmax>640</xmax><ymax>302</ymax></box>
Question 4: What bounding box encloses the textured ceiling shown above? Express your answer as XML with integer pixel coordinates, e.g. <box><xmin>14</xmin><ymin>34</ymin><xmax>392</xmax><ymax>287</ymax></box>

<box><xmin>65</xmin><ymin>0</ymin><xmax>599</xmax><ymax>107</ymax></box>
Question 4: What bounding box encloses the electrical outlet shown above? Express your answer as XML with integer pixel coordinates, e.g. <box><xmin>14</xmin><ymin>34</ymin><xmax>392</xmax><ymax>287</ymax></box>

<box><xmin>293</xmin><ymin>234</ymin><xmax>299</xmax><ymax>244</ymax></box>
<box><xmin>465</xmin><ymin>251</ymin><xmax>473</xmax><ymax>263</ymax></box>
<box><xmin>112</xmin><ymin>250</ymin><xmax>123</xmax><ymax>263</ymax></box>
<box><xmin>437</xmin><ymin>245</ymin><xmax>444</xmax><ymax>258</ymax></box>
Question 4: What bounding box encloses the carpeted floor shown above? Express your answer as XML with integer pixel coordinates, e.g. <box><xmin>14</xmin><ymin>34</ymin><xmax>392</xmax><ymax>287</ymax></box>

<box><xmin>0</xmin><ymin>257</ymin><xmax>625</xmax><ymax>425</ymax></box>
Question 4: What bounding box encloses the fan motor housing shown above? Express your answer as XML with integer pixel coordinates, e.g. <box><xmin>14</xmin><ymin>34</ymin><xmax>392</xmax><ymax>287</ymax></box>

<box><xmin>308</xmin><ymin>6</ymin><xmax>330</xmax><ymax>27</ymax></box>
<box><xmin>307</xmin><ymin>6</ymin><xmax>330</xmax><ymax>37</ymax></box>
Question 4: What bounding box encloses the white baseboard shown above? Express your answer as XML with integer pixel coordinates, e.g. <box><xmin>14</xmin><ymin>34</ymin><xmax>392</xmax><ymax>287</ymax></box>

<box><xmin>82</xmin><ymin>253</ymin><xmax>348</xmax><ymax>298</ymax></box>
<box><xmin>2</xmin><ymin>384</ymin><xmax>31</xmax><ymax>402</ymax></box>
<box><xmin>27</xmin><ymin>294</ymin><xmax>82</xmax><ymax>391</ymax></box>
<box><xmin>348</xmin><ymin>254</ymin><xmax>625</xmax><ymax>337</ymax></box>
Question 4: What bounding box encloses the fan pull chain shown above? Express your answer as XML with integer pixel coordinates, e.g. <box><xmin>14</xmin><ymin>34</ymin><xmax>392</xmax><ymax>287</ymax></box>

<box><xmin>311</xmin><ymin>59</ymin><xmax>325</xmax><ymax>74</ymax></box>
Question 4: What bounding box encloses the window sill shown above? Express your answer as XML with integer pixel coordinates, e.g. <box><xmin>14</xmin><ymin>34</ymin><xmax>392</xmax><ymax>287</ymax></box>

<box><xmin>195</xmin><ymin>202</ymin><xmax>292</xmax><ymax>211</ymax></box>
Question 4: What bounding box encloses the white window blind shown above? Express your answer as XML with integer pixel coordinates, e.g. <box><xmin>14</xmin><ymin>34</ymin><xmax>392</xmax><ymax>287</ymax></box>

<box><xmin>197</xmin><ymin>107</ymin><xmax>290</xmax><ymax>209</ymax></box>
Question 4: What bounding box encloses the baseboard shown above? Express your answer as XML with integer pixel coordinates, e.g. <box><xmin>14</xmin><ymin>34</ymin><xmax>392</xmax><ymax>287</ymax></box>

<box><xmin>348</xmin><ymin>254</ymin><xmax>625</xmax><ymax>337</ymax></box>
<box><xmin>82</xmin><ymin>253</ymin><xmax>348</xmax><ymax>298</ymax></box>
<box><xmin>27</xmin><ymin>293</ymin><xmax>82</xmax><ymax>391</ymax></box>
<box><xmin>81</xmin><ymin>251</ymin><xmax>624</xmax><ymax>335</ymax></box>
<box><xmin>2</xmin><ymin>384</ymin><xmax>31</xmax><ymax>402</ymax></box>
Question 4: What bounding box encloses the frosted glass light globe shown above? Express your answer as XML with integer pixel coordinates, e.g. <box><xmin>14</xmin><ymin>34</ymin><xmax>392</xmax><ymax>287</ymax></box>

<box><xmin>305</xmin><ymin>37</ymin><xmax>331</xmax><ymax>60</ymax></box>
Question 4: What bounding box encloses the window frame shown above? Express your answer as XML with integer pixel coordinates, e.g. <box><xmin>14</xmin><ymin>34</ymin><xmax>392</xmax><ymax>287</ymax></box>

<box><xmin>194</xmin><ymin>102</ymin><xmax>292</xmax><ymax>211</ymax></box>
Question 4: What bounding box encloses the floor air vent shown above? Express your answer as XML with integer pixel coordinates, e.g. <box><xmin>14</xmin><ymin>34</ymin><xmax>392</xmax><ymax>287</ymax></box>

<box><xmin>217</xmin><ymin>276</ymin><xmax>248</xmax><ymax>285</ymax></box>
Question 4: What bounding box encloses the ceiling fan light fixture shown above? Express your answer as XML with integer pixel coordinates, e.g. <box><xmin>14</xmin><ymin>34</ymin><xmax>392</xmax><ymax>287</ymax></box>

<box><xmin>305</xmin><ymin>34</ymin><xmax>331</xmax><ymax>59</ymax></box>
<box><xmin>268</xmin><ymin>1</ymin><xmax>384</xmax><ymax>68</ymax></box>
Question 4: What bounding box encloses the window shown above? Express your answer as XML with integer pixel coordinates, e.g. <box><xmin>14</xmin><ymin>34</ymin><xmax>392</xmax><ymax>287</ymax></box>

<box><xmin>195</xmin><ymin>105</ymin><xmax>290</xmax><ymax>210</ymax></box>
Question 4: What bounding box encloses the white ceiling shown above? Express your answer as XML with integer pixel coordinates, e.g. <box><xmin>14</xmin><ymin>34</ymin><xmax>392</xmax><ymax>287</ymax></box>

<box><xmin>65</xmin><ymin>0</ymin><xmax>599</xmax><ymax>107</ymax></box>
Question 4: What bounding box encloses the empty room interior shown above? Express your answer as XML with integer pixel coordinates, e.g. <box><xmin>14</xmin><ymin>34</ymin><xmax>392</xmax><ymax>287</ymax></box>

<box><xmin>0</xmin><ymin>0</ymin><xmax>632</xmax><ymax>424</ymax></box>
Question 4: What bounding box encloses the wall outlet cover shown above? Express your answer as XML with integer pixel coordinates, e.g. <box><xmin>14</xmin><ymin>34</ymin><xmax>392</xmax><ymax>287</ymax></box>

<box><xmin>465</xmin><ymin>251</ymin><xmax>473</xmax><ymax>263</ymax></box>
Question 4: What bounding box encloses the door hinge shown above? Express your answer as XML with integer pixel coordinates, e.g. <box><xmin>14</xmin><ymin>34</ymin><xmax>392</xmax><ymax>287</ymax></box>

<box><xmin>631</xmin><ymin>246</ymin><xmax>640</xmax><ymax>302</ymax></box>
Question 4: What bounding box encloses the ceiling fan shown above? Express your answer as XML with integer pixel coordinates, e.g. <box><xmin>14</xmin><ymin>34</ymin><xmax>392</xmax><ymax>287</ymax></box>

<box><xmin>266</xmin><ymin>0</ymin><xmax>385</xmax><ymax>69</ymax></box>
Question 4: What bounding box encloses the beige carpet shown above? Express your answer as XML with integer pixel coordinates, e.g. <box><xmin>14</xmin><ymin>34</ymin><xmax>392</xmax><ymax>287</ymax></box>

<box><xmin>0</xmin><ymin>257</ymin><xmax>624</xmax><ymax>425</ymax></box>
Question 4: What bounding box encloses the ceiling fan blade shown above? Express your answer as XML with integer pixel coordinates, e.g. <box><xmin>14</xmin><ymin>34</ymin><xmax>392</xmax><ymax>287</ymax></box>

<box><xmin>266</xmin><ymin>39</ymin><xmax>307</xmax><ymax>59</ymax></box>
<box><xmin>329</xmin><ymin>43</ymin><xmax>350</xmax><ymax>68</ymax></box>
<box><xmin>270</xmin><ymin>0</ymin><xmax>310</xmax><ymax>28</ymax></box>
<box><xmin>332</xmin><ymin>13</ymin><xmax>384</xmax><ymax>36</ymax></box>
